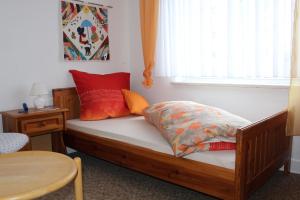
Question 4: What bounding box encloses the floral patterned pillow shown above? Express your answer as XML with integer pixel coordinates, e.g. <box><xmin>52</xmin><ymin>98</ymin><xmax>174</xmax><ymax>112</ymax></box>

<box><xmin>144</xmin><ymin>101</ymin><xmax>251</xmax><ymax>157</ymax></box>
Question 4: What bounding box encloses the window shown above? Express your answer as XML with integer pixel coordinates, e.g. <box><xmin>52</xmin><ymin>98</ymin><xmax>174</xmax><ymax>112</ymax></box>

<box><xmin>155</xmin><ymin>0</ymin><xmax>294</xmax><ymax>85</ymax></box>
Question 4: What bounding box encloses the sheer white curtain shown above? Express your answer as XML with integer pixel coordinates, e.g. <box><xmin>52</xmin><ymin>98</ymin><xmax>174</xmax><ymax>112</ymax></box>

<box><xmin>155</xmin><ymin>0</ymin><xmax>293</xmax><ymax>81</ymax></box>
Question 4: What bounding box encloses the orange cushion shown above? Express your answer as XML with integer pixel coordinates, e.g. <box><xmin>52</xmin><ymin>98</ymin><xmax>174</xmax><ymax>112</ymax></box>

<box><xmin>69</xmin><ymin>70</ymin><xmax>130</xmax><ymax>120</ymax></box>
<box><xmin>122</xmin><ymin>89</ymin><xmax>149</xmax><ymax>115</ymax></box>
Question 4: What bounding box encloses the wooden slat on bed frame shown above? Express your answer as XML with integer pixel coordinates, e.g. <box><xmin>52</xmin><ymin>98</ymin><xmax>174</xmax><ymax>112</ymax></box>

<box><xmin>235</xmin><ymin>110</ymin><xmax>292</xmax><ymax>199</ymax></box>
<box><xmin>53</xmin><ymin>87</ymin><xmax>292</xmax><ymax>200</ymax></box>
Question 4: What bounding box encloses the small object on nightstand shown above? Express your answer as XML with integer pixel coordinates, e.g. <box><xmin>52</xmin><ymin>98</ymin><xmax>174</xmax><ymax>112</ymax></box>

<box><xmin>1</xmin><ymin>107</ymin><xmax>68</xmax><ymax>153</ymax></box>
<box><xmin>22</xmin><ymin>103</ymin><xmax>29</xmax><ymax>113</ymax></box>
<box><xmin>30</xmin><ymin>82</ymin><xmax>49</xmax><ymax>109</ymax></box>
<box><xmin>18</xmin><ymin>103</ymin><xmax>29</xmax><ymax>113</ymax></box>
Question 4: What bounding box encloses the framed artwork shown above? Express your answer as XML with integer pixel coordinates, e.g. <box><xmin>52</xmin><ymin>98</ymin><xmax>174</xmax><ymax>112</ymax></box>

<box><xmin>61</xmin><ymin>0</ymin><xmax>110</xmax><ymax>61</ymax></box>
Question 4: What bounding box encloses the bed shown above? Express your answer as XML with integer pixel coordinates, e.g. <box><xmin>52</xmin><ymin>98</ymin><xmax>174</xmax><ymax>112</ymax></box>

<box><xmin>53</xmin><ymin>87</ymin><xmax>293</xmax><ymax>200</ymax></box>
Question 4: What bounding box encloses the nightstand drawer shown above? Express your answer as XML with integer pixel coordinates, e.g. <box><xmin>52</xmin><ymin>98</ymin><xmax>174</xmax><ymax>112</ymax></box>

<box><xmin>21</xmin><ymin>115</ymin><xmax>64</xmax><ymax>136</ymax></box>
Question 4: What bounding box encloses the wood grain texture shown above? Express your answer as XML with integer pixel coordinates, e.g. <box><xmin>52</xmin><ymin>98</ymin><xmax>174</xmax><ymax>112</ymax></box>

<box><xmin>235</xmin><ymin>111</ymin><xmax>292</xmax><ymax>200</ymax></box>
<box><xmin>52</xmin><ymin>88</ymin><xmax>80</xmax><ymax>120</ymax></box>
<box><xmin>53</xmin><ymin>87</ymin><xmax>293</xmax><ymax>200</ymax></box>
<box><xmin>74</xmin><ymin>157</ymin><xmax>83</xmax><ymax>200</ymax></box>
<box><xmin>64</xmin><ymin>129</ymin><xmax>235</xmax><ymax>199</ymax></box>
<box><xmin>0</xmin><ymin>151</ymin><xmax>78</xmax><ymax>200</ymax></box>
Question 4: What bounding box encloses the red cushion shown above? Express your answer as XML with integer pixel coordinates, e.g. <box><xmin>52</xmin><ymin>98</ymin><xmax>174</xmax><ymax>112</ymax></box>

<box><xmin>69</xmin><ymin>70</ymin><xmax>130</xmax><ymax>120</ymax></box>
<box><xmin>209</xmin><ymin>142</ymin><xmax>236</xmax><ymax>151</ymax></box>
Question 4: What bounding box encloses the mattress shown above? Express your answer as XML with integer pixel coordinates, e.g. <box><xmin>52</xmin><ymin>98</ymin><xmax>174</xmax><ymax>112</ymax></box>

<box><xmin>66</xmin><ymin>116</ymin><xmax>236</xmax><ymax>169</ymax></box>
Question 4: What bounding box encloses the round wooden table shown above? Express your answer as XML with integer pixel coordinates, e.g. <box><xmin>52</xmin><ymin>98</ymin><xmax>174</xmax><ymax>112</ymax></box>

<box><xmin>0</xmin><ymin>151</ymin><xmax>83</xmax><ymax>200</ymax></box>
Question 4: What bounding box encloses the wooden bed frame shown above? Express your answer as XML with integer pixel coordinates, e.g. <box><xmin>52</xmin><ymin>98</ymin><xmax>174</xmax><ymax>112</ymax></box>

<box><xmin>53</xmin><ymin>87</ymin><xmax>293</xmax><ymax>200</ymax></box>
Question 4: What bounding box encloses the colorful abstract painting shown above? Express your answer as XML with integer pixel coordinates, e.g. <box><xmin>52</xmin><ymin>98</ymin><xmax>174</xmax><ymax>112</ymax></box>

<box><xmin>61</xmin><ymin>0</ymin><xmax>110</xmax><ymax>61</ymax></box>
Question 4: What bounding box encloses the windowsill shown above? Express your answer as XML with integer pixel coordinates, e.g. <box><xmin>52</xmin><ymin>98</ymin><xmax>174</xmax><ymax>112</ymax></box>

<box><xmin>171</xmin><ymin>77</ymin><xmax>290</xmax><ymax>89</ymax></box>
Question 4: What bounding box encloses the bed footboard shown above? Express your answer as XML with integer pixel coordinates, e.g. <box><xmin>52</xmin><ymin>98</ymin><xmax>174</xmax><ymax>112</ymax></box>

<box><xmin>235</xmin><ymin>110</ymin><xmax>292</xmax><ymax>200</ymax></box>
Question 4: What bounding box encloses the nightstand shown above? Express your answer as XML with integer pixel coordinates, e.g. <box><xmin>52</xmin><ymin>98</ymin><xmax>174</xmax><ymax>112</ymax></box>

<box><xmin>2</xmin><ymin>107</ymin><xmax>68</xmax><ymax>154</ymax></box>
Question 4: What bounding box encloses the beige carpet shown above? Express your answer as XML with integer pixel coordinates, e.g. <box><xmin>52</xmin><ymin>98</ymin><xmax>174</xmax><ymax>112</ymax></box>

<box><xmin>39</xmin><ymin>152</ymin><xmax>300</xmax><ymax>200</ymax></box>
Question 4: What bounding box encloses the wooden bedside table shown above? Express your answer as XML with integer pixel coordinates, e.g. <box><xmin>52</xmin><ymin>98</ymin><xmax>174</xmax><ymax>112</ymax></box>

<box><xmin>2</xmin><ymin>107</ymin><xmax>68</xmax><ymax>154</ymax></box>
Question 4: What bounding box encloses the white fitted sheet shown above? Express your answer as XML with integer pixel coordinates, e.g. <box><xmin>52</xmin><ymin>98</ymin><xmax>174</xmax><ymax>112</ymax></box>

<box><xmin>67</xmin><ymin>116</ymin><xmax>235</xmax><ymax>169</ymax></box>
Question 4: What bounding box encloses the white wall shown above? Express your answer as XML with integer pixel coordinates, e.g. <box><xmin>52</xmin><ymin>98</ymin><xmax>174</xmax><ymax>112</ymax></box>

<box><xmin>128</xmin><ymin>0</ymin><xmax>300</xmax><ymax>174</ymax></box>
<box><xmin>0</xmin><ymin>0</ymin><xmax>130</xmax><ymax>129</ymax></box>
<box><xmin>1</xmin><ymin>0</ymin><xmax>299</xmax><ymax>174</ymax></box>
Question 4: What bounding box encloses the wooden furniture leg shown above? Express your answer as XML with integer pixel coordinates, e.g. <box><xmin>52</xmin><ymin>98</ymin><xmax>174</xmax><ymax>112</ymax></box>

<box><xmin>20</xmin><ymin>141</ymin><xmax>32</xmax><ymax>151</ymax></box>
<box><xmin>52</xmin><ymin>132</ymin><xmax>67</xmax><ymax>154</ymax></box>
<box><xmin>74</xmin><ymin>157</ymin><xmax>83</xmax><ymax>200</ymax></box>
<box><xmin>284</xmin><ymin>160</ymin><xmax>291</xmax><ymax>175</ymax></box>
<box><xmin>284</xmin><ymin>136</ymin><xmax>293</xmax><ymax>175</ymax></box>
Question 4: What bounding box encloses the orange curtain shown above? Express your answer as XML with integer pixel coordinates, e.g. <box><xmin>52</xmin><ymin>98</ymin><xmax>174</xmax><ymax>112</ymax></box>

<box><xmin>140</xmin><ymin>0</ymin><xmax>159</xmax><ymax>88</ymax></box>
<box><xmin>287</xmin><ymin>0</ymin><xmax>300</xmax><ymax>136</ymax></box>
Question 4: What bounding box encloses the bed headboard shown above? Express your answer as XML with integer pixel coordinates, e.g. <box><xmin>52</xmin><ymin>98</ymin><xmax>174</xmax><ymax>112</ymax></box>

<box><xmin>52</xmin><ymin>87</ymin><xmax>80</xmax><ymax>120</ymax></box>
